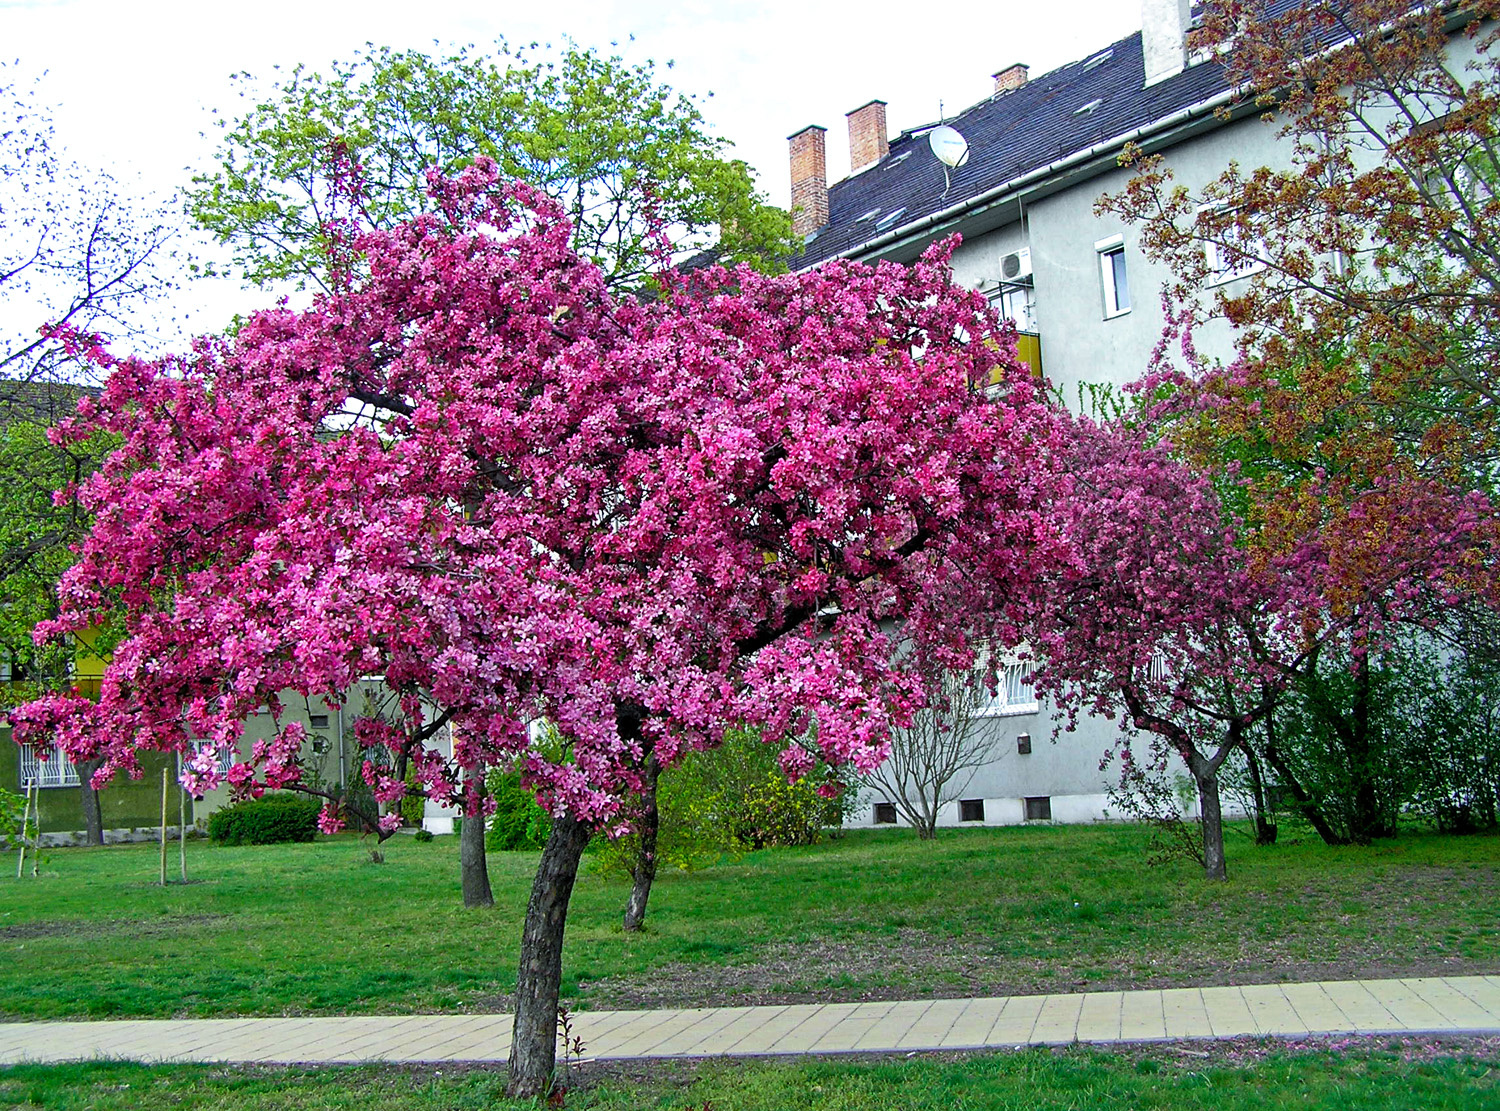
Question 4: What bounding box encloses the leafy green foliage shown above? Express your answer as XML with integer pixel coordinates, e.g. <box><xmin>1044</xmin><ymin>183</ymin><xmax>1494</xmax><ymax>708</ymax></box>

<box><xmin>186</xmin><ymin>42</ymin><xmax>793</xmax><ymax>293</ymax></box>
<box><xmin>593</xmin><ymin>728</ymin><xmax>852</xmax><ymax>879</ymax></box>
<box><xmin>206</xmin><ymin>794</ymin><xmax>322</xmax><ymax>846</ymax></box>
<box><xmin>0</xmin><ymin>785</ymin><xmax>28</xmax><ymax>848</ymax></box>
<box><xmin>0</xmin><ymin>400</ymin><xmax>116</xmax><ymax>706</ymax></box>
<box><xmin>484</xmin><ymin>770</ymin><xmax>552</xmax><ymax>851</ymax></box>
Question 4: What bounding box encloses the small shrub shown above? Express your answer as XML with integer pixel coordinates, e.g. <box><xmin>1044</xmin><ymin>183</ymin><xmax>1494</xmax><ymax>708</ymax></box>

<box><xmin>413</xmin><ymin>828</ymin><xmax>434</xmax><ymax>843</ymax></box>
<box><xmin>485</xmin><ymin>770</ymin><xmax>552</xmax><ymax>851</ymax></box>
<box><xmin>207</xmin><ymin>794</ymin><xmax>321</xmax><ymax>845</ymax></box>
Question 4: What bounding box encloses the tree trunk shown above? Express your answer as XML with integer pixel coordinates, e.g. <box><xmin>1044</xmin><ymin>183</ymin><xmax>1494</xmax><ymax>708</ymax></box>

<box><xmin>1189</xmin><ymin>755</ymin><xmax>1228</xmax><ymax>881</ymax></box>
<box><xmin>459</xmin><ymin>776</ymin><xmax>494</xmax><ymax>908</ymax></box>
<box><xmin>506</xmin><ymin>812</ymin><xmax>592</xmax><ymax>1100</ymax></box>
<box><xmin>1263</xmin><ymin>714</ymin><xmax>1348</xmax><ymax>846</ymax></box>
<box><xmin>1239</xmin><ymin>742</ymin><xmax>1277</xmax><ymax>846</ymax></box>
<box><xmin>77</xmin><ymin>757</ymin><xmax>103</xmax><ymax>846</ymax></box>
<box><xmin>623</xmin><ymin>754</ymin><xmax>660</xmax><ymax>932</ymax></box>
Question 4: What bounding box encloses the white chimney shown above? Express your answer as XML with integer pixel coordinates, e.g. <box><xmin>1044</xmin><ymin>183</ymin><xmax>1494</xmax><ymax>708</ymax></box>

<box><xmin>1142</xmin><ymin>0</ymin><xmax>1191</xmax><ymax>86</ymax></box>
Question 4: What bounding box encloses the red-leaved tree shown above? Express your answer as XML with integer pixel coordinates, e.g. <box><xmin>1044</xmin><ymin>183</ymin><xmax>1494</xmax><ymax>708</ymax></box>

<box><xmin>13</xmin><ymin>162</ymin><xmax>1066</xmax><ymax>1096</ymax></box>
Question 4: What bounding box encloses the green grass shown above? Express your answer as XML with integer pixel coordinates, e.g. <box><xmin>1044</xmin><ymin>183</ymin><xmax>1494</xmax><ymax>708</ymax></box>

<box><xmin>2</xmin><ymin>1041</ymin><xmax>1497</xmax><ymax>1109</ymax></box>
<box><xmin>1</xmin><ymin>823</ymin><xmax>1497</xmax><ymax>1019</ymax></box>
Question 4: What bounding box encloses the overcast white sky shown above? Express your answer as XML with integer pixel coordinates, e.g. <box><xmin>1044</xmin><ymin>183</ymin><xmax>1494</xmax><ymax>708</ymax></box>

<box><xmin>4</xmin><ymin>0</ymin><xmax>1145</xmax><ymax>347</ymax></box>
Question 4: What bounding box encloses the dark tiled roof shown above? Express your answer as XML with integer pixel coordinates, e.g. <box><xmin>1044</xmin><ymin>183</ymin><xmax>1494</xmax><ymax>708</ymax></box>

<box><xmin>790</xmin><ymin>31</ymin><xmax>1233</xmax><ymax>269</ymax></box>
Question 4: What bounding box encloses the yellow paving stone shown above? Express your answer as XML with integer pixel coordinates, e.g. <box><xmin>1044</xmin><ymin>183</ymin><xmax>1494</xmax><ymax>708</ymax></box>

<box><xmin>938</xmin><ymin>997</ymin><xmax>1011</xmax><ymax>1048</ymax></box>
<box><xmin>586</xmin><ymin>1009</ymin><xmax>691</xmax><ymax>1057</ymax></box>
<box><xmin>893</xmin><ymin>998</ymin><xmax>971</xmax><ymax>1049</ymax></box>
<box><xmin>1118</xmin><ymin>989</ymin><xmax>1166</xmax><ymax>1040</ymax></box>
<box><xmin>1075</xmin><ymin>992</ymin><xmax>1124</xmax><ymax>1042</ymax></box>
<box><xmin>1355</xmin><ymin>981</ymin><xmax>1449</xmax><ymax>1031</ymax></box>
<box><xmin>1031</xmin><ymin>992</ymin><xmax>1085</xmax><ymax>1044</ymax></box>
<box><xmin>984</xmin><ymin>994</ymin><xmax>1047</xmax><ymax>1047</ymax></box>
<box><xmin>1160</xmin><ymin>988</ymin><xmax>1213</xmax><ymax>1039</ymax></box>
<box><xmin>757</xmin><ymin>1005</ymin><xmax>854</xmax><ymax>1054</ymax></box>
<box><xmin>1239</xmin><ymin>985</ymin><xmax>1307</xmax><ymax>1036</ymax></box>
<box><xmin>719</xmin><ymin>1004</ymin><xmax>828</xmax><ymax>1054</ymax></box>
<box><xmin>1199</xmin><ymin>986</ymin><xmax>1258</xmax><ymax>1037</ymax></box>
<box><xmin>849</xmin><ymin>1000</ymin><xmax>935</xmax><ymax>1051</ymax></box>
<box><xmin>1279</xmin><ymin>982</ymin><xmax>1348</xmax><ymax>1033</ymax></box>
<box><xmin>648</xmin><ymin>1006</ymin><xmax>757</xmax><ymax>1057</ymax></box>
<box><xmin>1404</xmin><ymin>978</ymin><xmax>1493</xmax><ymax>1027</ymax></box>
<box><xmin>668</xmin><ymin>1007</ymin><xmax>777</xmax><ymax>1057</ymax></box>
<box><xmin>636</xmin><ymin>1007</ymin><xmax>770</xmax><ymax>1056</ymax></box>
<box><xmin>805</xmin><ymin>1002</ymin><xmax>899</xmax><ymax>1053</ymax></box>
<box><xmin>1319</xmin><ymin>981</ymin><xmax>1400</xmax><ymax>1032</ymax></box>
<box><xmin>1447</xmin><ymin>976</ymin><xmax>1500</xmax><ymax>1013</ymax></box>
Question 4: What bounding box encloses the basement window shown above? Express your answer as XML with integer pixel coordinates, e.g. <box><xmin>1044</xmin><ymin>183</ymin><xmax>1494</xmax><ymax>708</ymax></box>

<box><xmin>873</xmin><ymin>802</ymin><xmax>898</xmax><ymax>824</ymax></box>
<box><xmin>1017</xmin><ymin>733</ymin><xmax>1032</xmax><ymax>755</ymax></box>
<box><xmin>309</xmin><ymin>714</ymin><xmax>330</xmax><ymax>729</ymax></box>
<box><xmin>1024</xmin><ymin>796</ymin><xmax>1053</xmax><ymax>821</ymax></box>
<box><xmin>960</xmin><ymin>799</ymin><xmax>986</xmax><ymax>823</ymax></box>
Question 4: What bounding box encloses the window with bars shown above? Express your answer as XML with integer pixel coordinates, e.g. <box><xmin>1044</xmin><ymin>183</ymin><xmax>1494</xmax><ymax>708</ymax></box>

<box><xmin>18</xmin><ymin>744</ymin><xmax>80</xmax><ymax>788</ymax></box>
<box><xmin>977</xmin><ymin>661</ymin><xmax>1038</xmax><ymax>717</ymax></box>
<box><xmin>189</xmin><ymin>741</ymin><xmax>237</xmax><ymax>778</ymax></box>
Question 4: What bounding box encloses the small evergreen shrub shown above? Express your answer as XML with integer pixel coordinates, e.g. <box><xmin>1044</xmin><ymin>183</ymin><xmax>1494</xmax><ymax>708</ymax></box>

<box><xmin>413</xmin><ymin>828</ymin><xmax>435</xmax><ymax>842</ymax></box>
<box><xmin>485</xmin><ymin>770</ymin><xmax>552</xmax><ymax>851</ymax></box>
<box><xmin>207</xmin><ymin>794</ymin><xmax>321</xmax><ymax>845</ymax></box>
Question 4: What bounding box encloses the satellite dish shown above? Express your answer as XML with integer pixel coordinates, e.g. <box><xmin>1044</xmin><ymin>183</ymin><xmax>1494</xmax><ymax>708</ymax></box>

<box><xmin>929</xmin><ymin>125</ymin><xmax>970</xmax><ymax>168</ymax></box>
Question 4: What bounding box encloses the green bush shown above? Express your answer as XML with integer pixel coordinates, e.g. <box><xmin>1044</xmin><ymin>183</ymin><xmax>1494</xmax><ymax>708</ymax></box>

<box><xmin>207</xmin><ymin>794</ymin><xmax>321</xmax><ymax>845</ymax></box>
<box><xmin>413</xmin><ymin>828</ymin><xmax>434</xmax><ymax>843</ymax></box>
<box><xmin>592</xmin><ymin>727</ymin><xmax>854</xmax><ymax>879</ymax></box>
<box><xmin>484</xmin><ymin>770</ymin><xmax>552</xmax><ymax>851</ymax></box>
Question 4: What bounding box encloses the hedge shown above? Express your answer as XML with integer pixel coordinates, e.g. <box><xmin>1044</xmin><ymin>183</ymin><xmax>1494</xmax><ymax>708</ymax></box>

<box><xmin>207</xmin><ymin>793</ymin><xmax>321</xmax><ymax>845</ymax></box>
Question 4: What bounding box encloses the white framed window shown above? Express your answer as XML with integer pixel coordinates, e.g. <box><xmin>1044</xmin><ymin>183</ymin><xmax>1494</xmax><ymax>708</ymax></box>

<box><xmin>1095</xmin><ymin>235</ymin><xmax>1131</xmax><ymax>317</ymax></box>
<box><xmin>18</xmin><ymin>744</ymin><xmax>80</xmax><ymax>789</ymax></box>
<box><xmin>977</xmin><ymin>661</ymin><xmax>1038</xmax><ymax>717</ymax></box>
<box><xmin>1198</xmin><ymin>204</ymin><xmax>1266</xmax><ymax>286</ymax></box>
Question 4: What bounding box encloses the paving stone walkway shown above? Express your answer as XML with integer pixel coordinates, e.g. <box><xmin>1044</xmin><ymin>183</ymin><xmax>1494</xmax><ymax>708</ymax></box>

<box><xmin>2</xmin><ymin>976</ymin><xmax>1497</xmax><ymax>1067</ymax></box>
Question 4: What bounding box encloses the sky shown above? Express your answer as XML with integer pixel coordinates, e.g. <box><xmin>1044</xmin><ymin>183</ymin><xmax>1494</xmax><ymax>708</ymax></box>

<box><xmin>3</xmin><ymin>0</ymin><xmax>1146</xmax><ymax>349</ymax></box>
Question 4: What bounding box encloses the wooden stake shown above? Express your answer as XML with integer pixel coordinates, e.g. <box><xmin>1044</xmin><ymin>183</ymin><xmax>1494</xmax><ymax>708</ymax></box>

<box><xmin>179</xmin><ymin>759</ymin><xmax>187</xmax><ymax>883</ymax></box>
<box><xmin>159</xmin><ymin>767</ymin><xmax>168</xmax><ymax>886</ymax></box>
<box><xmin>15</xmin><ymin>781</ymin><xmax>32</xmax><ymax>879</ymax></box>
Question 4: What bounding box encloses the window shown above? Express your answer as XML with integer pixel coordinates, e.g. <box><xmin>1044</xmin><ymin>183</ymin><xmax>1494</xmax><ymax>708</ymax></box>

<box><xmin>1198</xmin><ymin>204</ymin><xmax>1265</xmax><ymax>286</ymax></box>
<box><xmin>873</xmin><ymin>802</ymin><xmax>897</xmax><ymax>825</ymax></box>
<box><xmin>1016</xmin><ymin>732</ymin><xmax>1032</xmax><ymax>755</ymax></box>
<box><xmin>959</xmin><ymin>799</ymin><xmax>985</xmax><ymax>822</ymax></box>
<box><xmin>1095</xmin><ymin>235</ymin><xmax>1130</xmax><ymax>317</ymax></box>
<box><xmin>977</xmin><ymin>661</ymin><xmax>1038</xmax><ymax>717</ymax></box>
<box><xmin>189</xmin><ymin>740</ymin><xmax>236</xmax><ymax>779</ymax></box>
<box><xmin>1024</xmin><ymin>796</ymin><xmax>1052</xmax><ymax>821</ymax></box>
<box><xmin>990</xmin><ymin>283</ymin><xmax>1037</xmax><ymax>333</ymax></box>
<box><xmin>308</xmin><ymin>714</ymin><xmax>330</xmax><ymax>729</ymax></box>
<box><xmin>18</xmin><ymin>744</ymin><xmax>80</xmax><ymax>788</ymax></box>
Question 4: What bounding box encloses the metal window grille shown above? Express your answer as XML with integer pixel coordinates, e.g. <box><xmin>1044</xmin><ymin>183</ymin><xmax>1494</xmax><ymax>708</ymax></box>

<box><xmin>18</xmin><ymin>744</ymin><xmax>80</xmax><ymax>788</ymax></box>
<box><xmin>978</xmin><ymin>662</ymin><xmax>1038</xmax><ymax>717</ymax></box>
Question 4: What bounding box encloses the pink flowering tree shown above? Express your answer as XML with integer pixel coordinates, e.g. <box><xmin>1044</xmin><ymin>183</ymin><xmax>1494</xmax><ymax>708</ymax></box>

<box><xmin>12</xmin><ymin>162</ymin><xmax>1066</xmax><ymax>1096</ymax></box>
<box><xmin>1031</xmin><ymin>412</ymin><xmax>1494</xmax><ymax>880</ymax></box>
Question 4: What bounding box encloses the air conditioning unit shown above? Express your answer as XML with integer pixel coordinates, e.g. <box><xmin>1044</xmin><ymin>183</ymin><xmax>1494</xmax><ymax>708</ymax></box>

<box><xmin>1001</xmin><ymin>248</ymin><xmax>1033</xmax><ymax>283</ymax></box>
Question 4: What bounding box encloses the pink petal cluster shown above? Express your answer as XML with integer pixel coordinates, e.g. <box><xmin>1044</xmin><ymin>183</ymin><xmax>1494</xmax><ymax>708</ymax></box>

<box><xmin>13</xmin><ymin>161</ymin><xmax>1068</xmax><ymax>824</ymax></box>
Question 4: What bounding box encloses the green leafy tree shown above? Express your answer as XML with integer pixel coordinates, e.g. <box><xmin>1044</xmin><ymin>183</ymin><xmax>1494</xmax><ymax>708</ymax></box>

<box><xmin>187</xmin><ymin>41</ymin><xmax>793</xmax><ymax>294</ymax></box>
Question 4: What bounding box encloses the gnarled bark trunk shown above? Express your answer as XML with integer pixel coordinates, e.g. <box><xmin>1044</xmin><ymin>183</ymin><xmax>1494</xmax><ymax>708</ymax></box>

<box><xmin>506</xmin><ymin>812</ymin><xmax>592</xmax><ymax>1099</ymax></box>
<box><xmin>77</xmin><ymin>757</ymin><xmax>103</xmax><ymax>846</ymax></box>
<box><xmin>459</xmin><ymin>776</ymin><xmax>494</xmax><ymax>908</ymax></box>
<box><xmin>622</xmin><ymin>753</ymin><xmax>660</xmax><ymax>932</ymax></box>
<box><xmin>1188</xmin><ymin>753</ymin><xmax>1228</xmax><ymax>881</ymax></box>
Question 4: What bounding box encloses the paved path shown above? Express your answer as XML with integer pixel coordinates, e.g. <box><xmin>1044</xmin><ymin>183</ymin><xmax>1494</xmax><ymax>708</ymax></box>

<box><xmin>2</xmin><ymin>976</ymin><xmax>1498</xmax><ymax>1067</ymax></box>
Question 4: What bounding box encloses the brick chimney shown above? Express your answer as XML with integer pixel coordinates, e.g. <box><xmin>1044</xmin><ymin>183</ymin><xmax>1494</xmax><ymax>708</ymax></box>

<box><xmin>1142</xmin><ymin>0</ymin><xmax>1191</xmax><ymax>86</ymax></box>
<box><xmin>846</xmin><ymin>100</ymin><xmax>889</xmax><ymax>174</ymax></box>
<box><xmin>788</xmin><ymin>125</ymin><xmax>829</xmax><ymax>239</ymax></box>
<box><xmin>993</xmin><ymin>64</ymin><xmax>1029</xmax><ymax>93</ymax></box>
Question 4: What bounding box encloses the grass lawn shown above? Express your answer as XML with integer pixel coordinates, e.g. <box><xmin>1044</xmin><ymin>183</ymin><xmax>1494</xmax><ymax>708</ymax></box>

<box><xmin>2</xmin><ymin>1039</ymin><xmax>1498</xmax><ymax>1109</ymax></box>
<box><xmin>0</xmin><ymin>822</ymin><xmax>1496</xmax><ymax>1019</ymax></box>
